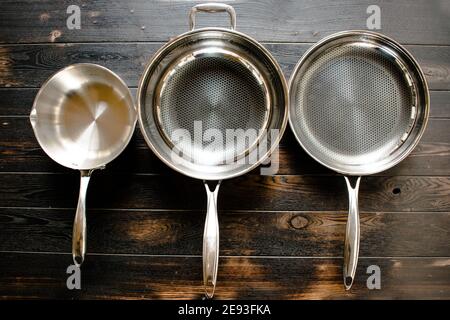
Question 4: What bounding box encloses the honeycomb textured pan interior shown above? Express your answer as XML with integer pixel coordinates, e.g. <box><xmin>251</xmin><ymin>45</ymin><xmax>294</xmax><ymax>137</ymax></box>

<box><xmin>292</xmin><ymin>43</ymin><xmax>414</xmax><ymax>166</ymax></box>
<box><xmin>158</xmin><ymin>55</ymin><xmax>268</xmax><ymax>164</ymax></box>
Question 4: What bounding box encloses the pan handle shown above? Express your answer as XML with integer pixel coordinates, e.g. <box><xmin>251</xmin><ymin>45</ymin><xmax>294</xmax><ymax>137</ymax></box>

<box><xmin>72</xmin><ymin>169</ymin><xmax>93</xmax><ymax>267</ymax></box>
<box><xmin>203</xmin><ymin>180</ymin><xmax>221</xmax><ymax>298</ymax></box>
<box><xmin>189</xmin><ymin>3</ymin><xmax>236</xmax><ymax>31</ymax></box>
<box><xmin>343</xmin><ymin>176</ymin><xmax>361</xmax><ymax>290</ymax></box>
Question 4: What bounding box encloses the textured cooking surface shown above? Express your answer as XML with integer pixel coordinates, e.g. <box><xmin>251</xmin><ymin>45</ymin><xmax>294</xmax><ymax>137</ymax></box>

<box><xmin>158</xmin><ymin>55</ymin><xmax>268</xmax><ymax>163</ymax></box>
<box><xmin>293</xmin><ymin>44</ymin><xmax>413</xmax><ymax>165</ymax></box>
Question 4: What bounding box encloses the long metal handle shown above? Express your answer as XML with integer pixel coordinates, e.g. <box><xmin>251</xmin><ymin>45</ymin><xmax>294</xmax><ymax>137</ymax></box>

<box><xmin>343</xmin><ymin>176</ymin><xmax>361</xmax><ymax>290</ymax></box>
<box><xmin>203</xmin><ymin>180</ymin><xmax>221</xmax><ymax>298</ymax></box>
<box><xmin>72</xmin><ymin>169</ymin><xmax>92</xmax><ymax>267</ymax></box>
<box><xmin>189</xmin><ymin>3</ymin><xmax>236</xmax><ymax>31</ymax></box>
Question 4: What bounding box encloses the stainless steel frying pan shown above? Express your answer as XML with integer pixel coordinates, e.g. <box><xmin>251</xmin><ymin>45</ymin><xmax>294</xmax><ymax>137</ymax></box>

<box><xmin>30</xmin><ymin>63</ymin><xmax>136</xmax><ymax>266</ymax></box>
<box><xmin>138</xmin><ymin>3</ymin><xmax>288</xmax><ymax>298</ymax></box>
<box><xmin>289</xmin><ymin>31</ymin><xmax>429</xmax><ymax>289</ymax></box>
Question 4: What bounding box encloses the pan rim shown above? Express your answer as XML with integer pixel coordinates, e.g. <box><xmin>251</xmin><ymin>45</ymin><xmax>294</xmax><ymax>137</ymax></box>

<box><xmin>288</xmin><ymin>30</ymin><xmax>430</xmax><ymax>176</ymax></box>
<box><xmin>30</xmin><ymin>63</ymin><xmax>137</xmax><ymax>170</ymax></box>
<box><xmin>137</xmin><ymin>27</ymin><xmax>289</xmax><ymax>181</ymax></box>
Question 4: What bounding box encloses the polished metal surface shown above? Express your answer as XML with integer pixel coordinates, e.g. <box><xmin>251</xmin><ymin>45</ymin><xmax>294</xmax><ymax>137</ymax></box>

<box><xmin>156</xmin><ymin>52</ymin><xmax>270</xmax><ymax>166</ymax></box>
<box><xmin>138</xmin><ymin>3</ymin><xmax>288</xmax><ymax>298</ymax></box>
<box><xmin>30</xmin><ymin>63</ymin><xmax>136</xmax><ymax>266</ymax></box>
<box><xmin>72</xmin><ymin>169</ymin><xmax>92</xmax><ymax>266</ymax></box>
<box><xmin>138</xmin><ymin>31</ymin><xmax>287</xmax><ymax>181</ymax></box>
<box><xmin>189</xmin><ymin>2</ymin><xmax>236</xmax><ymax>31</ymax></box>
<box><xmin>30</xmin><ymin>64</ymin><xmax>136</xmax><ymax>170</ymax></box>
<box><xmin>289</xmin><ymin>31</ymin><xmax>429</xmax><ymax>176</ymax></box>
<box><xmin>289</xmin><ymin>31</ymin><xmax>429</xmax><ymax>290</ymax></box>
<box><xmin>294</xmin><ymin>43</ymin><xmax>412</xmax><ymax>164</ymax></box>
<box><xmin>343</xmin><ymin>176</ymin><xmax>361</xmax><ymax>290</ymax></box>
<box><xmin>203</xmin><ymin>181</ymin><xmax>220</xmax><ymax>298</ymax></box>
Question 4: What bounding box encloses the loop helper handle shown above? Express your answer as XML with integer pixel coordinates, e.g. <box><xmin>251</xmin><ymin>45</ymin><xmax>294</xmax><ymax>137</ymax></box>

<box><xmin>189</xmin><ymin>3</ymin><xmax>236</xmax><ymax>31</ymax></box>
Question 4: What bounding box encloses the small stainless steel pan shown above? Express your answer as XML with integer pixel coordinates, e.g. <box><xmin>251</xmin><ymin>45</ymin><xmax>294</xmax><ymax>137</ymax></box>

<box><xmin>289</xmin><ymin>31</ymin><xmax>429</xmax><ymax>289</ymax></box>
<box><xmin>30</xmin><ymin>63</ymin><xmax>136</xmax><ymax>266</ymax></box>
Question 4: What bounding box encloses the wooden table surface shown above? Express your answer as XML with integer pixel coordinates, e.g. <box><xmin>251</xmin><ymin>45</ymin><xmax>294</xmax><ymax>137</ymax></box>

<box><xmin>0</xmin><ymin>0</ymin><xmax>449</xmax><ymax>299</ymax></box>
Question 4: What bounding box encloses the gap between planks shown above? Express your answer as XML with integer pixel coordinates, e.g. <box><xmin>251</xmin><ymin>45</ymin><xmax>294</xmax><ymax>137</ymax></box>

<box><xmin>0</xmin><ymin>250</ymin><xmax>448</xmax><ymax>260</ymax></box>
<box><xmin>1</xmin><ymin>41</ymin><xmax>450</xmax><ymax>47</ymax></box>
<box><xmin>0</xmin><ymin>206</ymin><xmax>447</xmax><ymax>215</ymax></box>
<box><xmin>0</xmin><ymin>172</ymin><xmax>448</xmax><ymax>177</ymax></box>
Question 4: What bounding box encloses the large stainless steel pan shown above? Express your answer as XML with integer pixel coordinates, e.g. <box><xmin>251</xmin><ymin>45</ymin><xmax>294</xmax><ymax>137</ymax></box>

<box><xmin>288</xmin><ymin>31</ymin><xmax>429</xmax><ymax>289</ymax></box>
<box><xmin>30</xmin><ymin>63</ymin><xmax>136</xmax><ymax>266</ymax></box>
<box><xmin>137</xmin><ymin>3</ymin><xmax>288</xmax><ymax>298</ymax></box>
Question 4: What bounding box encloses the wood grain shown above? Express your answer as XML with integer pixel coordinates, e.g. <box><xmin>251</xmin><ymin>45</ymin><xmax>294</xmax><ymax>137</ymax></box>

<box><xmin>2</xmin><ymin>88</ymin><xmax>450</xmax><ymax>118</ymax></box>
<box><xmin>0</xmin><ymin>208</ymin><xmax>448</xmax><ymax>257</ymax></box>
<box><xmin>279</xmin><ymin>119</ymin><xmax>450</xmax><ymax>176</ymax></box>
<box><xmin>0</xmin><ymin>173</ymin><xmax>448</xmax><ymax>212</ymax></box>
<box><xmin>0</xmin><ymin>43</ymin><xmax>449</xmax><ymax>90</ymax></box>
<box><xmin>0</xmin><ymin>252</ymin><xmax>448</xmax><ymax>299</ymax></box>
<box><xmin>0</xmin><ymin>118</ymin><xmax>448</xmax><ymax>175</ymax></box>
<box><xmin>0</xmin><ymin>0</ymin><xmax>449</xmax><ymax>45</ymax></box>
<box><xmin>0</xmin><ymin>0</ymin><xmax>449</xmax><ymax>300</ymax></box>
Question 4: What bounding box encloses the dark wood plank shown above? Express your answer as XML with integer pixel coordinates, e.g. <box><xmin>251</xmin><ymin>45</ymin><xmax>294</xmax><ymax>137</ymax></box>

<box><xmin>0</xmin><ymin>43</ymin><xmax>157</xmax><ymax>88</ymax></box>
<box><xmin>0</xmin><ymin>253</ymin><xmax>448</xmax><ymax>299</ymax></box>
<box><xmin>1</xmin><ymin>88</ymin><xmax>449</xmax><ymax>118</ymax></box>
<box><xmin>0</xmin><ymin>0</ymin><xmax>448</xmax><ymax>302</ymax></box>
<box><xmin>278</xmin><ymin>119</ymin><xmax>450</xmax><ymax>176</ymax></box>
<box><xmin>1</xmin><ymin>43</ymin><xmax>449</xmax><ymax>90</ymax></box>
<box><xmin>0</xmin><ymin>208</ymin><xmax>448</xmax><ymax>257</ymax></box>
<box><xmin>1</xmin><ymin>117</ymin><xmax>448</xmax><ymax>175</ymax></box>
<box><xmin>430</xmin><ymin>91</ymin><xmax>450</xmax><ymax>118</ymax></box>
<box><xmin>0</xmin><ymin>120</ymin><xmax>168</xmax><ymax>174</ymax></box>
<box><xmin>1</xmin><ymin>0</ymin><xmax>449</xmax><ymax>45</ymax></box>
<box><xmin>0</xmin><ymin>173</ymin><xmax>448</xmax><ymax>212</ymax></box>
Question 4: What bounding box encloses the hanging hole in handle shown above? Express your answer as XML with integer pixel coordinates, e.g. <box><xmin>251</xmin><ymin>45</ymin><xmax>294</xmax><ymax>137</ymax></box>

<box><xmin>189</xmin><ymin>3</ymin><xmax>236</xmax><ymax>31</ymax></box>
<box><xmin>344</xmin><ymin>276</ymin><xmax>353</xmax><ymax>289</ymax></box>
<box><xmin>204</xmin><ymin>280</ymin><xmax>216</xmax><ymax>299</ymax></box>
<box><xmin>392</xmin><ymin>187</ymin><xmax>401</xmax><ymax>195</ymax></box>
<box><xmin>73</xmin><ymin>254</ymin><xmax>83</xmax><ymax>267</ymax></box>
